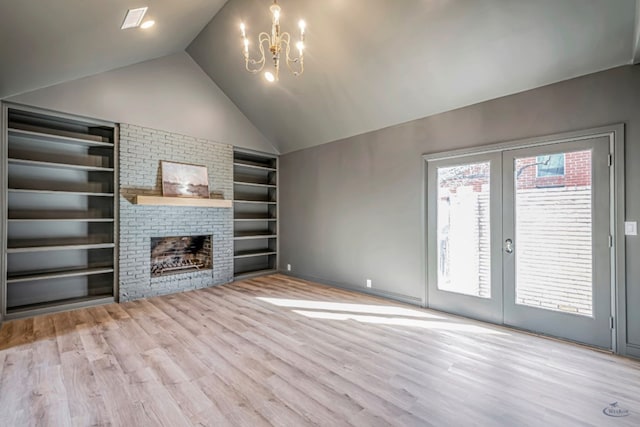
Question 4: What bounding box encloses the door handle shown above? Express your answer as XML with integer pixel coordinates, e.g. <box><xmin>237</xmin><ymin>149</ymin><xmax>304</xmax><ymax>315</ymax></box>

<box><xmin>505</xmin><ymin>238</ymin><xmax>514</xmax><ymax>254</ymax></box>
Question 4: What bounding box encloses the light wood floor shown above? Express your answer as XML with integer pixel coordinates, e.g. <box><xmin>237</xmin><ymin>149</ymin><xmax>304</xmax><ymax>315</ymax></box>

<box><xmin>1</xmin><ymin>274</ymin><xmax>639</xmax><ymax>426</ymax></box>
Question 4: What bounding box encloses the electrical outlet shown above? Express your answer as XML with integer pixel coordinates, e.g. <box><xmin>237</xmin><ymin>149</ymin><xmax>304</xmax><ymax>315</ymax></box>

<box><xmin>625</xmin><ymin>221</ymin><xmax>638</xmax><ymax>236</ymax></box>
<box><xmin>366</xmin><ymin>279</ymin><xmax>372</xmax><ymax>288</ymax></box>
<box><xmin>287</xmin><ymin>264</ymin><xmax>292</xmax><ymax>271</ymax></box>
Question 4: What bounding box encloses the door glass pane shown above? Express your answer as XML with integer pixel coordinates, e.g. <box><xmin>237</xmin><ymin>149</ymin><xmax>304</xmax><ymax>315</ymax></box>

<box><xmin>514</xmin><ymin>150</ymin><xmax>593</xmax><ymax>316</ymax></box>
<box><xmin>437</xmin><ymin>162</ymin><xmax>491</xmax><ymax>298</ymax></box>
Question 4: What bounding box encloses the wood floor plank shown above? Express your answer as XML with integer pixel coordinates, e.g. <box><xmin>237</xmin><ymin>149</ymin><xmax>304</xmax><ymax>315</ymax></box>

<box><xmin>90</xmin><ymin>355</ymin><xmax>160</xmax><ymax>427</ymax></box>
<box><xmin>59</xmin><ymin>346</ymin><xmax>108</xmax><ymax>425</ymax></box>
<box><xmin>52</xmin><ymin>311</ymin><xmax>83</xmax><ymax>355</ymax></box>
<box><xmin>0</xmin><ymin>350</ymin><xmax>34</xmax><ymax>426</ymax></box>
<box><xmin>77</xmin><ymin>324</ymin><xmax>112</xmax><ymax>363</ymax></box>
<box><xmin>196</xmin><ymin>374</ymin><xmax>271</xmax><ymax>427</ymax></box>
<box><xmin>29</xmin><ymin>364</ymin><xmax>73</xmax><ymax>427</ymax></box>
<box><xmin>31</xmin><ymin>315</ymin><xmax>61</xmax><ymax>369</ymax></box>
<box><xmin>1</xmin><ymin>273</ymin><xmax>640</xmax><ymax>426</ymax></box>
<box><xmin>0</xmin><ymin>317</ymin><xmax>34</xmax><ymax>350</ymax></box>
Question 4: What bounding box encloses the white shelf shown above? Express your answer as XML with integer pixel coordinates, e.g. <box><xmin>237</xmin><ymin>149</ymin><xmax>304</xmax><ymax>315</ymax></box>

<box><xmin>7</xmin><ymin>241</ymin><xmax>115</xmax><ymax>254</ymax></box>
<box><xmin>234</xmin><ymin>199</ymin><xmax>277</xmax><ymax>205</ymax></box>
<box><xmin>233</xmin><ymin>269</ymin><xmax>278</xmax><ymax>280</ymax></box>
<box><xmin>8</xmin><ymin>210</ymin><xmax>113</xmax><ymax>221</ymax></box>
<box><xmin>134</xmin><ymin>195</ymin><xmax>232</xmax><ymax>208</ymax></box>
<box><xmin>234</xmin><ymin>250</ymin><xmax>277</xmax><ymax>259</ymax></box>
<box><xmin>234</xmin><ymin>218</ymin><xmax>277</xmax><ymax>222</ymax></box>
<box><xmin>7</xmin><ymin>267</ymin><xmax>114</xmax><ymax>284</ymax></box>
<box><xmin>8</xmin><ymin>127</ymin><xmax>113</xmax><ymax>147</ymax></box>
<box><xmin>234</xmin><ymin>181</ymin><xmax>277</xmax><ymax>188</ymax></box>
<box><xmin>234</xmin><ymin>232</ymin><xmax>277</xmax><ymax>240</ymax></box>
<box><xmin>233</xmin><ymin>161</ymin><xmax>277</xmax><ymax>171</ymax></box>
<box><xmin>8</xmin><ymin>218</ymin><xmax>114</xmax><ymax>223</ymax></box>
<box><xmin>5</xmin><ymin>295</ymin><xmax>115</xmax><ymax>320</ymax></box>
<box><xmin>9</xmin><ymin>188</ymin><xmax>114</xmax><ymax>197</ymax></box>
<box><xmin>8</xmin><ymin>157</ymin><xmax>113</xmax><ymax>172</ymax></box>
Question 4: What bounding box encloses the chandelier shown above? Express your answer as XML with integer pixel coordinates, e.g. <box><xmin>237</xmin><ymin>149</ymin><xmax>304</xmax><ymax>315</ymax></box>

<box><xmin>240</xmin><ymin>0</ymin><xmax>305</xmax><ymax>82</ymax></box>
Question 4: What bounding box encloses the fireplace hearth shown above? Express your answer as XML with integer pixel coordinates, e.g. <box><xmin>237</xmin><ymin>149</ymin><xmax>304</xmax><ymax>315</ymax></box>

<box><xmin>150</xmin><ymin>235</ymin><xmax>212</xmax><ymax>277</ymax></box>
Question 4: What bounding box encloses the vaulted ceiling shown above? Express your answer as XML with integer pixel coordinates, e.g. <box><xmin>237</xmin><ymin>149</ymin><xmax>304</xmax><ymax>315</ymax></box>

<box><xmin>0</xmin><ymin>0</ymin><xmax>228</xmax><ymax>98</ymax></box>
<box><xmin>1</xmin><ymin>0</ymin><xmax>639</xmax><ymax>154</ymax></box>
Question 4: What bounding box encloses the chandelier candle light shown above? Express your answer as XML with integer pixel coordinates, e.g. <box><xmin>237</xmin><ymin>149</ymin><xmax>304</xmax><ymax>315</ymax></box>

<box><xmin>240</xmin><ymin>0</ymin><xmax>305</xmax><ymax>82</ymax></box>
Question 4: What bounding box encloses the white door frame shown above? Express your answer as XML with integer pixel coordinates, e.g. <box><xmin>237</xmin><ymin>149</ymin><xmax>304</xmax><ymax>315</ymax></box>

<box><xmin>422</xmin><ymin>124</ymin><xmax>627</xmax><ymax>354</ymax></box>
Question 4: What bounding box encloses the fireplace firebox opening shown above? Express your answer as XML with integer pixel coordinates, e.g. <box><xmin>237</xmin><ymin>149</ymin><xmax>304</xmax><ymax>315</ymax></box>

<box><xmin>150</xmin><ymin>235</ymin><xmax>212</xmax><ymax>277</ymax></box>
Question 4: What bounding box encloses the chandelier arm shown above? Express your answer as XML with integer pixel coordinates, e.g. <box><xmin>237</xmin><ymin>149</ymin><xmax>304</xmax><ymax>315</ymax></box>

<box><xmin>281</xmin><ymin>32</ymin><xmax>304</xmax><ymax>76</ymax></box>
<box><xmin>244</xmin><ymin>32</ymin><xmax>271</xmax><ymax>73</ymax></box>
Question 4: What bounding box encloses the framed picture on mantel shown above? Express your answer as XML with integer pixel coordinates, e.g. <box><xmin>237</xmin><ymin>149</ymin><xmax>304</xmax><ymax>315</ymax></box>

<box><xmin>161</xmin><ymin>161</ymin><xmax>210</xmax><ymax>198</ymax></box>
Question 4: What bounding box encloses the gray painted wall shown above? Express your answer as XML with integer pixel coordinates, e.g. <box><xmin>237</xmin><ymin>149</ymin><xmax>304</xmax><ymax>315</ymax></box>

<box><xmin>6</xmin><ymin>52</ymin><xmax>277</xmax><ymax>154</ymax></box>
<box><xmin>279</xmin><ymin>65</ymin><xmax>640</xmax><ymax>350</ymax></box>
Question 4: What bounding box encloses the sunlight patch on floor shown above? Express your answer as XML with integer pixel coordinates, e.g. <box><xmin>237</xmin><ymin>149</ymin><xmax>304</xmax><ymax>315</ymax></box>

<box><xmin>291</xmin><ymin>309</ymin><xmax>508</xmax><ymax>335</ymax></box>
<box><xmin>256</xmin><ymin>297</ymin><xmax>444</xmax><ymax>319</ymax></box>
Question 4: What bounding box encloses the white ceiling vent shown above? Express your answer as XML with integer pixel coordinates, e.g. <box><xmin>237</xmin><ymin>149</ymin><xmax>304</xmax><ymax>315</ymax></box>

<box><xmin>121</xmin><ymin>7</ymin><xmax>148</xmax><ymax>30</ymax></box>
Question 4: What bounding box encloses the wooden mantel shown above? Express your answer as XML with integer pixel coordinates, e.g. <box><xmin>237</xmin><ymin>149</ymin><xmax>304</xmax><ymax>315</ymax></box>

<box><xmin>134</xmin><ymin>195</ymin><xmax>232</xmax><ymax>208</ymax></box>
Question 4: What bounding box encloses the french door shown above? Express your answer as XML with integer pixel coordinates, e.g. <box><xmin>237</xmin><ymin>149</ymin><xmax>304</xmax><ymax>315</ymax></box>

<box><xmin>426</xmin><ymin>135</ymin><xmax>613</xmax><ymax>349</ymax></box>
<box><xmin>426</xmin><ymin>152</ymin><xmax>504</xmax><ymax>324</ymax></box>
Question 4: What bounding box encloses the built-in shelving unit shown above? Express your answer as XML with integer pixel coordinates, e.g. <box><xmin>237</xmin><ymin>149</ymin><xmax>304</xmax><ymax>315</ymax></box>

<box><xmin>233</xmin><ymin>150</ymin><xmax>278</xmax><ymax>279</ymax></box>
<box><xmin>1</xmin><ymin>104</ymin><xmax>118</xmax><ymax>320</ymax></box>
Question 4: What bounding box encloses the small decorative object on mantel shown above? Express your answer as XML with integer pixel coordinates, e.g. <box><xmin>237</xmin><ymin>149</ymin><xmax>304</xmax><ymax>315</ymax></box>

<box><xmin>161</xmin><ymin>161</ymin><xmax>210</xmax><ymax>198</ymax></box>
